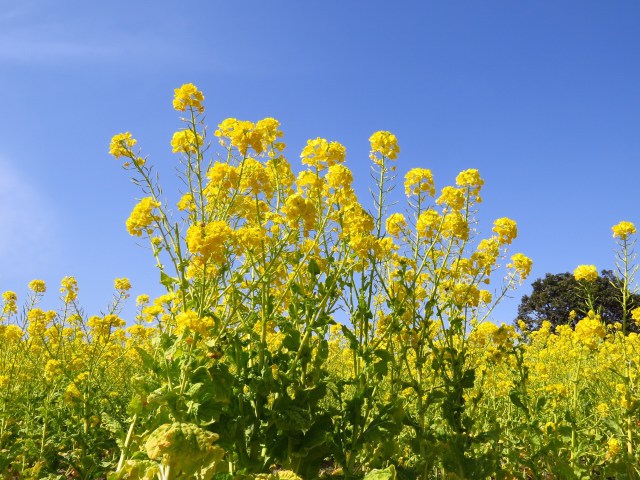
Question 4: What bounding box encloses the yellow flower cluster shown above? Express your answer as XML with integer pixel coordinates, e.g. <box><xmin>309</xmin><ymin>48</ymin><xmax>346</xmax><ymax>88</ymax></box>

<box><xmin>385</xmin><ymin>213</ymin><xmax>407</xmax><ymax>237</ymax></box>
<box><xmin>442</xmin><ymin>212</ymin><xmax>469</xmax><ymax>241</ymax></box>
<box><xmin>436</xmin><ymin>186</ymin><xmax>465</xmax><ymax>211</ymax></box>
<box><xmin>28</xmin><ymin>279</ymin><xmax>46</xmax><ymax>293</ymax></box>
<box><xmin>2</xmin><ymin>291</ymin><xmax>17</xmax><ymax>314</ymax></box>
<box><xmin>325</xmin><ymin>164</ymin><xmax>353</xmax><ymax>190</ymax></box>
<box><xmin>300</xmin><ymin>137</ymin><xmax>346</xmax><ymax>171</ymax></box>
<box><xmin>404</xmin><ymin>168</ymin><xmax>435</xmax><ymax>197</ymax></box>
<box><xmin>472</xmin><ymin>238</ymin><xmax>500</xmax><ymax>276</ymax></box>
<box><xmin>177</xmin><ymin>193</ymin><xmax>196</xmax><ymax>212</ymax></box>
<box><xmin>114</xmin><ymin>278</ymin><xmax>132</xmax><ymax>292</ymax></box>
<box><xmin>612</xmin><ymin>220</ymin><xmax>636</xmax><ymax>240</ymax></box>
<box><xmin>126</xmin><ymin>197</ymin><xmax>160</xmax><ymax>237</ymax></box>
<box><xmin>87</xmin><ymin>314</ymin><xmax>126</xmax><ymax>337</ymax></box>
<box><xmin>109</xmin><ymin>132</ymin><xmax>136</xmax><ymax>158</ymax></box>
<box><xmin>186</xmin><ymin>221</ymin><xmax>233</xmax><ymax>264</ymax></box>
<box><xmin>509</xmin><ymin>253</ymin><xmax>533</xmax><ymax>280</ymax></box>
<box><xmin>416</xmin><ymin>210</ymin><xmax>441</xmax><ymax>238</ymax></box>
<box><xmin>238</xmin><ymin>157</ymin><xmax>274</xmax><ymax>198</ymax></box>
<box><xmin>60</xmin><ymin>276</ymin><xmax>78</xmax><ymax>303</ymax></box>
<box><xmin>369</xmin><ymin>130</ymin><xmax>400</xmax><ymax>162</ymax></box>
<box><xmin>574</xmin><ymin>312</ymin><xmax>606</xmax><ymax>349</ymax></box>
<box><xmin>173</xmin><ymin>83</ymin><xmax>205</xmax><ymax>113</ymax></box>
<box><xmin>215</xmin><ymin>118</ymin><xmax>285</xmax><ymax>156</ymax></box>
<box><xmin>574</xmin><ymin>264</ymin><xmax>598</xmax><ymax>282</ymax></box>
<box><xmin>171</xmin><ymin>129</ymin><xmax>203</xmax><ymax>154</ymax></box>
<box><xmin>283</xmin><ymin>194</ymin><xmax>316</xmax><ymax>235</ymax></box>
<box><xmin>27</xmin><ymin>308</ymin><xmax>49</xmax><ymax>337</ymax></box>
<box><xmin>455</xmin><ymin>169</ymin><xmax>484</xmax><ymax>201</ymax></box>
<box><xmin>175</xmin><ymin>310</ymin><xmax>215</xmax><ymax>336</ymax></box>
<box><xmin>492</xmin><ymin>218</ymin><xmax>518</xmax><ymax>245</ymax></box>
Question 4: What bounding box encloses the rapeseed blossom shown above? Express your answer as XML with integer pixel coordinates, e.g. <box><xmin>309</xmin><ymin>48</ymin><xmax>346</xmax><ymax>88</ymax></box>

<box><xmin>60</xmin><ymin>276</ymin><xmax>78</xmax><ymax>303</ymax></box>
<box><xmin>612</xmin><ymin>220</ymin><xmax>636</xmax><ymax>240</ymax></box>
<box><xmin>404</xmin><ymin>168</ymin><xmax>435</xmax><ymax>197</ymax></box>
<box><xmin>369</xmin><ymin>130</ymin><xmax>399</xmax><ymax>162</ymax></box>
<box><xmin>173</xmin><ymin>83</ymin><xmax>205</xmax><ymax>113</ymax></box>
<box><xmin>385</xmin><ymin>213</ymin><xmax>407</xmax><ymax>237</ymax></box>
<box><xmin>171</xmin><ymin>129</ymin><xmax>203</xmax><ymax>154</ymax></box>
<box><xmin>574</xmin><ymin>264</ymin><xmax>598</xmax><ymax>282</ymax></box>
<box><xmin>126</xmin><ymin>197</ymin><xmax>160</xmax><ymax>237</ymax></box>
<box><xmin>300</xmin><ymin>137</ymin><xmax>346</xmax><ymax>170</ymax></box>
<box><xmin>28</xmin><ymin>279</ymin><xmax>46</xmax><ymax>293</ymax></box>
<box><xmin>509</xmin><ymin>253</ymin><xmax>533</xmax><ymax>280</ymax></box>
<box><xmin>493</xmin><ymin>218</ymin><xmax>518</xmax><ymax>245</ymax></box>
<box><xmin>109</xmin><ymin>132</ymin><xmax>136</xmax><ymax>158</ymax></box>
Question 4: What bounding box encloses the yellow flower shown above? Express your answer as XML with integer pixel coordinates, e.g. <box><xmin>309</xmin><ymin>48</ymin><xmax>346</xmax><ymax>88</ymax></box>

<box><xmin>385</xmin><ymin>213</ymin><xmax>407</xmax><ymax>237</ymax></box>
<box><xmin>126</xmin><ymin>197</ymin><xmax>161</xmax><ymax>237</ymax></box>
<box><xmin>238</xmin><ymin>157</ymin><xmax>274</xmax><ymax>198</ymax></box>
<box><xmin>2</xmin><ymin>291</ymin><xmax>17</xmax><ymax>314</ymax></box>
<box><xmin>574</xmin><ymin>264</ymin><xmax>598</xmax><ymax>282</ymax></box>
<box><xmin>326</xmin><ymin>164</ymin><xmax>354</xmax><ymax>190</ymax></box>
<box><xmin>575</xmin><ymin>316</ymin><xmax>606</xmax><ymax>349</ymax></box>
<box><xmin>171</xmin><ymin>129</ymin><xmax>203</xmax><ymax>154</ymax></box>
<box><xmin>492</xmin><ymin>217</ymin><xmax>518</xmax><ymax>245</ymax></box>
<box><xmin>369</xmin><ymin>131</ymin><xmax>399</xmax><ymax>161</ymax></box>
<box><xmin>235</xmin><ymin>225</ymin><xmax>266</xmax><ymax>252</ymax></box>
<box><xmin>205</xmin><ymin>163</ymin><xmax>239</xmax><ymax>200</ymax></box>
<box><xmin>436</xmin><ymin>186</ymin><xmax>465</xmax><ymax>211</ymax></box>
<box><xmin>442</xmin><ymin>212</ymin><xmax>469</xmax><ymax>241</ymax></box>
<box><xmin>215</xmin><ymin>118</ymin><xmax>265</xmax><ymax>156</ymax></box>
<box><xmin>175</xmin><ymin>310</ymin><xmax>215</xmax><ymax>336</ymax></box>
<box><xmin>3</xmin><ymin>325</ymin><xmax>23</xmax><ymax>342</ymax></box>
<box><xmin>136</xmin><ymin>294</ymin><xmax>150</xmax><ymax>306</ymax></box>
<box><xmin>27</xmin><ymin>308</ymin><xmax>49</xmax><ymax>336</ymax></box>
<box><xmin>606</xmin><ymin>437</ymin><xmax>621</xmax><ymax>460</ymax></box>
<box><xmin>595</xmin><ymin>403</ymin><xmax>609</xmax><ymax>417</ymax></box>
<box><xmin>612</xmin><ymin>221</ymin><xmax>636</xmax><ymax>240</ymax></box>
<box><xmin>28</xmin><ymin>279</ymin><xmax>46</xmax><ymax>293</ymax></box>
<box><xmin>256</xmin><ymin>117</ymin><xmax>285</xmax><ymax>152</ymax></box>
<box><xmin>44</xmin><ymin>359</ymin><xmax>63</xmax><ymax>380</ymax></box>
<box><xmin>455</xmin><ymin>169</ymin><xmax>484</xmax><ymax>202</ymax></box>
<box><xmin>404</xmin><ymin>168</ymin><xmax>435</xmax><ymax>197</ymax></box>
<box><xmin>60</xmin><ymin>276</ymin><xmax>78</xmax><ymax>303</ymax></box>
<box><xmin>282</xmin><ymin>193</ymin><xmax>316</xmax><ymax>235</ymax></box>
<box><xmin>416</xmin><ymin>210</ymin><xmax>441</xmax><ymax>239</ymax></box>
<box><xmin>186</xmin><ymin>221</ymin><xmax>233</xmax><ymax>264</ymax></box>
<box><xmin>172</xmin><ymin>83</ymin><xmax>205</xmax><ymax>113</ymax></box>
<box><xmin>301</xmin><ymin>137</ymin><xmax>346</xmax><ymax>170</ymax></box>
<box><xmin>177</xmin><ymin>193</ymin><xmax>196</xmax><ymax>212</ymax></box>
<box><xmin>114</xmin><ymin>278</ymin><xmax>131</xmax><ymax>292</ymax></box>
<box><xmin>509</xmin><ymin>253</ymin><xmax>533</xmax><ymax>280</ymax></box>
<box><xmin>472</xmin><ymin>238</ymin><xmax>500</xmax><ymax>275</ymax></box>
<box><xmin>109</xmin><ymin>132</ymin><xmax>136</xmax><ymax>158</ymax></box>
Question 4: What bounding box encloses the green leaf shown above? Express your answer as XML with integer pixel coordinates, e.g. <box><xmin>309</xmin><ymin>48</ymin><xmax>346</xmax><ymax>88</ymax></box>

<box><xmin>341</xmin><ymin>324</ymin><xmax>359</xmax><ymax>350</ymax></box>
<box><xmin>160</xmin><ymin>271</ymin><xmax>177</xmax><ymax>289</ymax></box>
<box><xmin>134</xmin><ymin>347</ymin><xmax>159</xmax><ymax>374</ymax></box>
<box><xmin>509</xmin><ymin>391</ymin><xmax>529</xmax><ymax>414</ymax></box>
<box><xmin>460</xmin><ymin>368</ymin><xmax>476</xmax><ymax>389</ymax></box>
<box><xmin>364</xmin><ymin>465</ymin><xmax>396</xmax><ymax>480</ymax></box>
<box><xmin>307</xmin><ymin>258</ymin><xmax>321</xmax><ymax>276</ymax></box>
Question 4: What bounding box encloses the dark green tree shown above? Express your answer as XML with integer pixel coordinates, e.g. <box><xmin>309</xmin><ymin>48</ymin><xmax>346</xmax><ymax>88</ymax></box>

<box><xmin>516</xmin><ymin>270</ymin><xmax>640</xmax><ymax>331</ymax></box>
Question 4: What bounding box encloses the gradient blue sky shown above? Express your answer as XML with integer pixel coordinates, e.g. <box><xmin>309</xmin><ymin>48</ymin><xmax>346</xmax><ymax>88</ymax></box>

<box><xmin>1</xmin><ymin>1</ymin><xmax>639</xmax><ymax>323</ymax></box>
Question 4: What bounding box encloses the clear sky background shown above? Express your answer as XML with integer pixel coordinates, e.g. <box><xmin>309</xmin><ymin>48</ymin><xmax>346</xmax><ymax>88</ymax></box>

<box><xmin>1</xmin><ymin>0</ymin><xmax>639</xmax><ymax>323</ymax></box>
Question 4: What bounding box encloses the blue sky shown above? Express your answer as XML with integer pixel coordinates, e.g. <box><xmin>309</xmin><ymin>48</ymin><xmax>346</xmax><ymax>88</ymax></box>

<box><xmin>1</xmin><ymin>0</ymin><xmax>639</xmax><ymax>323</ymax></box>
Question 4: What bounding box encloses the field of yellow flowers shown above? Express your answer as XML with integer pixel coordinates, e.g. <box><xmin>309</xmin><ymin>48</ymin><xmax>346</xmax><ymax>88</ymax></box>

<box><xmin>1</xmin><ymin>84</ymin><xmax>639</xmax><ymax>479</ymax></box>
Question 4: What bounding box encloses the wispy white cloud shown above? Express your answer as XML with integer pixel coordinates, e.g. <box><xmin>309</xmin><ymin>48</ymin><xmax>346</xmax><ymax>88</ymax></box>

<box><xmin>0</xmin><ymin>157</ymin><xmax>56</xmax><ymax>279</ymax></box>
<box><xmin>0</xmin><ymin>2</ymin><xmax>186</xmax><ymax>66</ymax></box>
<box><xmin>0</xmin><ymin>28</ymin><xmax>179</xmax><ymax>65</ymax></box>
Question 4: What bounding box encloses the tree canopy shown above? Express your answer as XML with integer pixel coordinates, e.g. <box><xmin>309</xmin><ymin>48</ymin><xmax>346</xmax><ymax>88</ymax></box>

<box><xmin>516</xmin><ymin>270</ymin><xmax>640</xmax><ymax>331</ymax></box>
